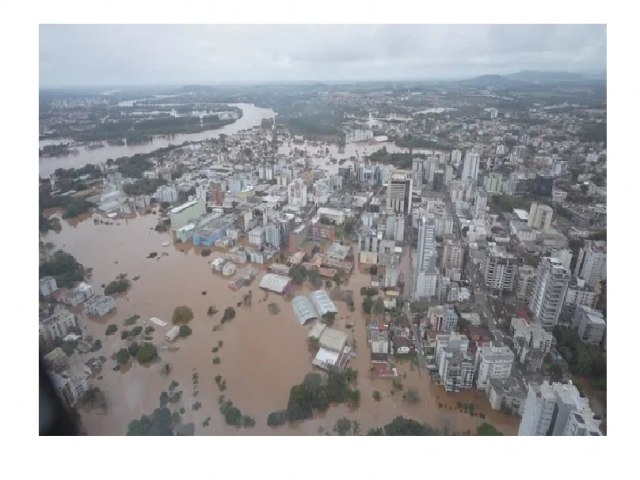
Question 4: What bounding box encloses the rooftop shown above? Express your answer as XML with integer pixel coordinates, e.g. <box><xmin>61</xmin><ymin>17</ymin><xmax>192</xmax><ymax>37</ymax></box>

<box><xmin>309</xmin><ymin>290</ymin><xmax>338</xmax><ymax>316</ymax></box>
<box><xmin>308</xmin><ymin>322</ymin><xmax>328</xmax><ymax>340</ymax></box>
<box><xmin>319</xmin><ymin>328</ymin><xmax>348</xmax><ymax>352</ymax></box>
<box><xmin>292</xmin><ymin>296</ymin><xmax>318</xmax><ymax>325</ymax></box>
<box><xmin>170</xmin><ymin>199</ymin><xmax>200</xmax><ymax>214</ymax></box>
<box><xmin>259</xmin><ymin>274</ymin><xmax>291</xmax><ymax>294</ymax></box>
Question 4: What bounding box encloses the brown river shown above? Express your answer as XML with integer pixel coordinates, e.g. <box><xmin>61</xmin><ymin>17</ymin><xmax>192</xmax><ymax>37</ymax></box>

<box><xmin>42</xmin><ymin>211</ymin><xmax>518</xmax><ymax>435</ymax></box>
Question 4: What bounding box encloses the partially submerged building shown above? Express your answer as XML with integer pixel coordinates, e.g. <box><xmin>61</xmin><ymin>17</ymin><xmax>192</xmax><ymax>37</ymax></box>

<box><xmin>85</xmin><ymin>295</ymin><xmax>117</xmax><ymax>317</ymax></box>
<box><xmin>259</xmin><ymin>273</ymin><xmax>293</xmax><ymax>295</ymax></box>
<box><xmin>292</xmin><ymin>290</ymin><xmax>338</xmax><ymax>325</ymax></box>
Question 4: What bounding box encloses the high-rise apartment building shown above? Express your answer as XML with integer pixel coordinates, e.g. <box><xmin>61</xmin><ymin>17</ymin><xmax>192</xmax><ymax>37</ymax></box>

<box><xmin>515</xmin><ymin>265</ymin><xmax>536</xmax><ymax>302</ymax></box>
<box><xmin>412</xmin><ymin>158</ymin><xmax>423</xmax><ymax>189</ymax></box>
<box><xmin>529</xmin><ymin>257</ymin><xmax>570</xmax><ymax>328</ymax></box>
<box><xmin>451</xmin><ymin>149</ymin><xmax>463</xmax><ymax>167</ymax></box>
<box><xmin>461</xmin><ymin>151</ymin><xmax>480</xmax><ymax>182</ymax></box>
<box><xmin>474</xmin><ymin>342</ymin><xmax>515</xmax><ymax>390</ymax></box>
<box><xmin>413</xmin><ymin>215</ymin><xmax>439</xmax><ymax>299</ymax></box>
<box><xmin>441</xmin><ymin>238</ymin><xmax>464</xmax><ymax>271</ymax></box>
<box><xmin>474</xmin><ymin>188</ymin><xmax>487</xmax><ymax>219</ymax></box>
<box><xmin>481</xmin><ymin>243</ymin><xmax>517</xmax><ymax>292</ymax></box>
<box><xmin>386</xmin><ymin>171</ymin><xmax>413</xmax><ymax>214</ymax></box>
<box><xmin>575</xmin><ymin>241</ymin><xmax>607</xmax><ymax>289</ymax></box>
<box><xmin>528</xmin><ymin>202</ymin><xmax>553</xmax><ymax>231</ymax></box>
<box><xmin>434</xmin><ymin>332</ymin><xmax>474</xmax><ymax>392</ymax></box>
<box><xmin>287</xmin><ymin>178</ymin><xmax>308</xmax><ymax>207</ymax></box>
<box><xmin>510</xmin><ymin>317</ymin><xmax>555</xmax><ymax>372</ymax></box>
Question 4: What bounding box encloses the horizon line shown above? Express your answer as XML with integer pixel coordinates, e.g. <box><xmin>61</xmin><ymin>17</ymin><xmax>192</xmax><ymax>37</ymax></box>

<box><xmin>40</xmin><ymin>71</ymin><xmax>607</xmax><ymax>90</ymax></box>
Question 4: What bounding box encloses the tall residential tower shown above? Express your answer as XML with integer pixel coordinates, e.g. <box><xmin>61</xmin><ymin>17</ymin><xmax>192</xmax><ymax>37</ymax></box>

<box><xmin>529</xmin><ymin>257</ymin><xmax>570</xmax><ymax>329</ymax></box>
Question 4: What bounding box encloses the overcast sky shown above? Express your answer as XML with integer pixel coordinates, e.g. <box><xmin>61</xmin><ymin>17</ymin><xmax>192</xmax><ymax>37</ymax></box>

<box><xmin>40</xmin><ymin>24</ymin><xmax>606</xmax><ymax>87</ymax></box>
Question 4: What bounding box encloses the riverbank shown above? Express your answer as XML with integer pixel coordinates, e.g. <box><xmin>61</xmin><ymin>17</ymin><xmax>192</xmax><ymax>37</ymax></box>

<box><xmin>38</xmin><ymin>103</ymin><xmax>276</xmax><ymax>176</ymax></box>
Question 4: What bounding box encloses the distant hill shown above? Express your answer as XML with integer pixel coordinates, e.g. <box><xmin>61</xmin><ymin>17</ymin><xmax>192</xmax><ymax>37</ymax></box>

<box><xmin>461</xmin><ymin>70</ymin><xmax>606</xmax><ymax>88</ymax></box>
<box><xmin>506</xmin><ymin>70</ymin><xmax>590</xmax><ymax>83</ymax></box>
<box><xmin>459</xmin><ymin>74</ymin><xmax>526</xmax><ymax>88</ymax></box>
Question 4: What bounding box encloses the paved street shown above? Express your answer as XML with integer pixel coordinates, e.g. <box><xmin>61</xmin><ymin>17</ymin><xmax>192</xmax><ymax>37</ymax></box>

<box><xmin>404</xmin><ymin>302</ymin><xmax>427</xmax><ymax>373</ymax></box>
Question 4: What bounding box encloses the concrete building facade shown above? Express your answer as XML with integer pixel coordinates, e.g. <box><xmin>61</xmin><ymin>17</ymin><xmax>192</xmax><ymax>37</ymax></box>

<box><xmin>518</xmin><ymin>381</ymin><xmax>601</xmax><ymax>436</ymax></box>
<box><xmin>575</xmin><ymin>241</ymin><xmax>607</xmax><ymax>289</ymax></box>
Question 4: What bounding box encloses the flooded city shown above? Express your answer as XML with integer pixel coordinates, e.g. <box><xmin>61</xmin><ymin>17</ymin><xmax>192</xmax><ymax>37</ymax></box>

<box><xmin>38</xmin><ymin>25</ymin><xmax>607</xmax><ymax>443</ymax></box>
<box><xmin>42</xmin><ymin>210</ymin><xmax>518</xmax><ymax>435</ymax></box>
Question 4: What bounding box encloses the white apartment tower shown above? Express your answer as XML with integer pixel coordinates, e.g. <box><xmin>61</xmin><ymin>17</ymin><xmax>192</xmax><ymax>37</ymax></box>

<box><xmin>287</xmin><ymin>178</ymin><xmax>308</xmax><ymax>208</ymax></box>
<box><xmin>474</xmin><ymin>188</ymin><xmax>487</xmax><ymax>219</ymax></box>
<box><xmin>474</xmin><ymin>342</ymin><xmax>515</xmax><ymax>390</ymax></box>
<box><xmin>575</xmin><ymin>241</ymin><xmax>607</xmax><ymax>289</ymax></box>
<box><xmin>529</xmin><ymin>257</ymin><xmax>570</xmax><ymax>329</ymax></box>
<box><xmin>413</xmin><ymin>215</ymin><xmax>439</xmax><ymax>300</ymax></box>
<box><xmin>415</xmin><ymin>215</ymin><xmax>437</xmax><ymax>272</ymax></box>
<box><xmin>461</xmin><ymin>151</ymin><xmax>480</xmax><ymax>182</ymax></box>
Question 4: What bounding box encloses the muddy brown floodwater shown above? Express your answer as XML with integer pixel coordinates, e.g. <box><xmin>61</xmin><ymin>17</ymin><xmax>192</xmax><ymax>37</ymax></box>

<box><xmin>42</xmin><ymin>211</ymin><xmax>519</xmax><ymax>435</ymax></box>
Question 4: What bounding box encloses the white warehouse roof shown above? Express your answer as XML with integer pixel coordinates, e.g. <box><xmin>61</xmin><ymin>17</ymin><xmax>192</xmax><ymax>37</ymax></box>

<box><xmin>292</xmin><ymin>296</ymin><xmax>318</xmax><ymax>325</ymax></box>
<box><xmin>259</xmin><ymin>274</ymin><xmax>292</xmax><ymax>294</ymax></box>
<box><xmin>319</xmin><ymin>328</ymin><xmax>348</xmax><ymax>352</ymax></box>
<box><xmin>309</xmin><ymin>290</ymin><xmax>338</xmax><ymax>317</ymax></box>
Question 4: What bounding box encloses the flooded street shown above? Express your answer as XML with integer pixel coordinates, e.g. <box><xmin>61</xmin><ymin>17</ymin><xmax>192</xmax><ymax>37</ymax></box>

<box><xmin>43</xmin><ymin>211</ymin><xmax>518</xmax><ymax>435</ymax></box>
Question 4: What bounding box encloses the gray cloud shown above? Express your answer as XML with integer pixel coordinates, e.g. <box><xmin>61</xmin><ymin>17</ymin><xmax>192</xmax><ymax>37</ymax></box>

<box><xmin>39</xmin><ymin>24</ymin><xmax>606</xmax><ymax>86</ymax></box>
